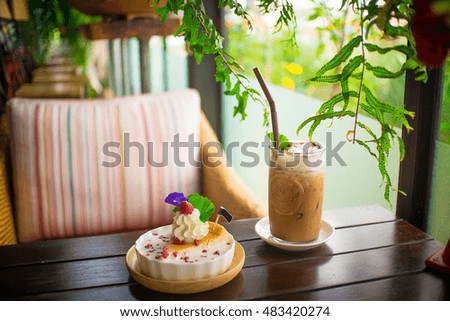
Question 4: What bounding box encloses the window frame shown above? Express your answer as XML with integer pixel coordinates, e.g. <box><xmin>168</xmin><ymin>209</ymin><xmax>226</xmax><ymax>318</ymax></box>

<box><xmin>396</xmin><ymin>67</ymin><xmax>444</xmax><ymax>230</ymax></box>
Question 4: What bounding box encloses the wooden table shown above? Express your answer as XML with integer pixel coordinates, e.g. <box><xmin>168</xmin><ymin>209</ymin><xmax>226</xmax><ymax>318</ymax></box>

<box><xmin>1</xmin><ymin>205</ymin><xmax>449</xmax><ymax>300</ymax></box>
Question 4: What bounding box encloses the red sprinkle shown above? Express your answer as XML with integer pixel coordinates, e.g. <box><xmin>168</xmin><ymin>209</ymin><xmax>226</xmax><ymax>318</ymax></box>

<box><xmin>152</xmin><ymin>233</ymin><xmax>158</xmax><ymax>236</ymax></box>
<box><xmin>194</xmin><ymin>239</ymin><xmax>200</xmax><ymax>246</ymax></box>
<box><xmin>213</xmin><ymin>250</ymin><xmax>220</xmax><ymax>255</ymax></box>
<box><xmin>202</xmin><ymin>249</ymin><xmax>207</xmax><ymax>253</ymax></box>
<box><xmin>161</xmin><ymin>246</ymin><xmax>169</xmax><ymax>259</ymax></box>
<box><xmin>155</xmin><ymin>255</ymin><xmax>161</xmax><ymax>260</ymax></box>
<box><xmin>145</xmin><ymin>244</ymin><xmax>152</xmax><ymax>249</ymax></box>
<box><xmin>172</xmin><ymin>252</ymin><xmax>178</xmax><ymax>258</ymax></box>
<box><xmin>172</xmin><ymin>237</ymin><xmax>186</xmax><ymax>245</ymax></box>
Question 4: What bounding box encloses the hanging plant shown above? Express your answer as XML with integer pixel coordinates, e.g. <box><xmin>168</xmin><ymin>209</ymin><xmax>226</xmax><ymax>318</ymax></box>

<box><xmin>24</xmin><ymin>0</ymin><xmax>100</xmax><ymax>69</ymax></box>
<box><xmin>150</xmin><ymin>0</ymin><xmax>449</xmax><ymax>205</ymax></box>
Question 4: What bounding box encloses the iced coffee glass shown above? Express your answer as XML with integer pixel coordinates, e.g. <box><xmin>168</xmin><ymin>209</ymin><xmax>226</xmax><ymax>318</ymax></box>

<box><xmin>268</xmin><ymin>141</ymin><xmax>325</xmax><ymax>242</ymax></box>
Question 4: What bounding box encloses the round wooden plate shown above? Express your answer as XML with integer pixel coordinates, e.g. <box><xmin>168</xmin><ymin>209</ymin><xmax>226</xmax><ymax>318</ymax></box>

<box><xmin>126</xmin><ymin>242</ymin><xmax>245</xmax><ymax>294</ymax></box>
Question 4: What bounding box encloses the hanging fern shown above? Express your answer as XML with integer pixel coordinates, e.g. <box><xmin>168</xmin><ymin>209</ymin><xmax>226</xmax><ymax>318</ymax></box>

<box><xmin>151</xmin><ymin>0</ymin><xmax>427</xmax><ymax>205</ymax></box>
<box><xmin>297</xmin><ymin>0</ymin><xmax>425</xmax><ymax>204</ymax></box>
<box><xmin>24</xmin><ymin>0</ymin><xmax>100</xmax><ymax>68</ymax></box>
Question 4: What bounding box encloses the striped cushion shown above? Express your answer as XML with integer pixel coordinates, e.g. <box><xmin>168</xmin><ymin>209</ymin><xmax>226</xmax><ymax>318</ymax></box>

<box><xmin>8</xmin><ymin>89</ymin><xmax>201</xmax><ymax>242</ymax></box>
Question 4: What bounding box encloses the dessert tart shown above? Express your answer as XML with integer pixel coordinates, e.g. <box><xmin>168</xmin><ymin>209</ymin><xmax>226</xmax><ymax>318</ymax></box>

<box><xmin>135</xmin><ymin>192</ymin><xmax>236</xmax><ymax>281</ymax></box>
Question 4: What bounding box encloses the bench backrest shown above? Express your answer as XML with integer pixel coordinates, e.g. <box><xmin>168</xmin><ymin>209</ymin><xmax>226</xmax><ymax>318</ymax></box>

<box><xmin>6</xmin><ymin>89</ymin><xmax>201</xmax><ymax>242</ymax></box>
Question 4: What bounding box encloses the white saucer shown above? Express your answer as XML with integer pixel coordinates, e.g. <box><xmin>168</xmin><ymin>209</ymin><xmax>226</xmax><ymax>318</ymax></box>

<box><xmin>255</xmin><ymin>217</ymin><xmax>335</xmax><ymax>251</ymax></box>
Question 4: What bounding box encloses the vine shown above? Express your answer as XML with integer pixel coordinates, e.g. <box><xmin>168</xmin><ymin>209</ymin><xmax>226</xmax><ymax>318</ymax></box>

<box><xmin>297</xmin><ymin>0</ymin><xmax>426</xmax><ymax>204</ymax></box>
<box><xmin>152</xmin><ymin>0</ymin><xmax>428</xmax><ymax>205</ymax></box>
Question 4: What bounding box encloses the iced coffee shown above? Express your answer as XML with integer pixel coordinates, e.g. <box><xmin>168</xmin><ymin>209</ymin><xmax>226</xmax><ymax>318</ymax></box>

<box><xmin>269</xmin><ymin>142</ymin><xmax>325</xmax><ymax>242</ymax></box>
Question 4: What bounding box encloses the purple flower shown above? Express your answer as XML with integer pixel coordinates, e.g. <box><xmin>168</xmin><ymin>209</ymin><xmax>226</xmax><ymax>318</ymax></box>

<box><xmin>164</xmin><ymin>192</ymin><xmax>188</xmax><ymax>207</ymax></box>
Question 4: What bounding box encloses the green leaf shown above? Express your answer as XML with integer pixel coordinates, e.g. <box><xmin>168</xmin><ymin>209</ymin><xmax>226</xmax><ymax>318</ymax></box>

<box><xmin>355</xmin><ymin>139</ymin><xmax>377</xmax><ymax>159</ymax></box>
<box><xmin>267</xmin><ymin>132</ymin><xmax>290</xmax><ymax>150</ymax></box>
<box><xmin>188</xmin><ymin>193</ymin><xmax>215</xmax><ymax>223</ymax></box>
<box><xmin>224</xmin><ymin>81</ymin><xmax>240</xmax><ymax>96</ymax></box>
<box><xmin>341</xmin><ymin>55</ymin><xmax>364</xmax><ymax>79</ymax></box>
<box><xmin>356</xmin><ymin>121</ymin><xmax>378</xmax><ymax>141</ymax></box>
<box><xmin>155</xmin><ymin>6</ymin><xmax>169</xmax><ymax>22</ymax></box>
<box><xmin>309</xmin><ymin>74</ymin><xmax>341</xmax><ymax>83</ymax></box>
<box><xmin>340</xmin><ymin>79</ymin><xmax>350</xmax><ymax>112</ymax></box>
<box><xmin>364</xmin><ymin>43</ymin><xmax>414</xmax><ymax>58</ymax></box>
<box><xmin>350</xmin><ymin>72</ymin><xmax>363</xmax><ymax>79</ymax></box>
<box><xmin>360</xmin><ymin>102</ymin><xmax>385</xmax><ymax>124</ymax></box>
<box><xmin>317</xmin><ymin>91</ymin><xmax>358</xmax><ymax>114</ymax></box>
<box><xmin>241</xmin><ymin>90</ymin><xmax>249</xmax><ymax>111</ymax></box>
<box><xmin>173</xmin><ymin>24</ymin><xmax>187</xmax><ymax>37</ymax></box>
<box><xmin>235</xmin><ymin>73</ymin><xmax>249</xmax><ymax>80</ymax></box>
<box><xmin>366</xmin><ymin>63</ymin><xmax>403</xmax><ymax>79</ymax></box>
<box><xmin>190</xmin><ymin>19</ymin><xmax>200</xmax><ymax>44</ymax></box>
<box><xmin>194</xmin><ymin>51</ymin><xmax>203</xmax><ymax>64</ymax></box>
<box><xmin>384</xmin><ymin>23</ymin><xmax>414</xmax><ymax>44</ymax></box>
<box><xmin>314</xmin><ymin>35</ymin><xmax>362</xmax><ymax>77</ymax></box>
<box><xmin>384</xmin><ymin>184</ymin><xmax>393</xmax><ymax>207</ymax></box>
<box><xmin>363</xmin><ymin>85</ymin><xmax>414</xmax><ymax>131</ymax></box>
<box><xmin>363</xmin><ymin>85</ymin><xmax>394</xmax><ymax>114</ymax></box>
<box><xmin>396</xmin><ymin>132</ymin><xmax>406</xmax><ymax>161</ymax></box>
<box><xmin>296</xmin><ymin>110</ymin><xmax>356</xmax><ymax>137</ymax></box>
<box><xmin>233</xmin><ymin>88</ymin><xmax>248</xmax><ymax>121</ymax></box>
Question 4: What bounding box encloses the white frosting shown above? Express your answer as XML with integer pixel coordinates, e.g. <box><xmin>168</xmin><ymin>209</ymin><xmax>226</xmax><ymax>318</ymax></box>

<box><xmin>172</xmin><ymin>209</ymin><xmax>209</xmax><ymax>242</ymax></box>
<box><xmin>271</xmin><ymin>141</ymin><xmax>325</xmax><ymax>173</ymax></box>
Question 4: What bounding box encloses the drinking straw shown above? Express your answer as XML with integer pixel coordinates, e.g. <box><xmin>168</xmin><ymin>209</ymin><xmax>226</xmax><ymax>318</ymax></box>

<box><xmin>253</xmin><ymin>67</ymin><xmax>280</xmax><ymax>149</ymax></box>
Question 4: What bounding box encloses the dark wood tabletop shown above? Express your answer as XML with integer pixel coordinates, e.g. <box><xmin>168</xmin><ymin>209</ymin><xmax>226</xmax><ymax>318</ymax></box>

<box><xmin>1</xmin><ymin>205</ymin><xmax>449</xmax><ymax>300</ymax></box>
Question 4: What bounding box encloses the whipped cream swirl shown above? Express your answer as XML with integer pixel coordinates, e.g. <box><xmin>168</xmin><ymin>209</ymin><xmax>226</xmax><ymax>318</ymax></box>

<box><xmin>172</xmin><ymin>209</ymin><xmax>209</xmax><ymax>242</ymax></box>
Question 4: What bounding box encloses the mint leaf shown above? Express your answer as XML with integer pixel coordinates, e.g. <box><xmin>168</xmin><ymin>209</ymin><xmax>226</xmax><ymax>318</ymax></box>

<box><xmin>188</xmin><ymin>194</ymin><xmax>215</xmax><ymax>223</ymax></box>
<box><xmin>267</xmin><ymin>132</ymin><xmax>291</xmax><ymax>150</ymax></box>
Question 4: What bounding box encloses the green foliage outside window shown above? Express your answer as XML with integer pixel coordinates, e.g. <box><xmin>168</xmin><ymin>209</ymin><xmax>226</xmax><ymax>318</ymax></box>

<box><xmin>440</xmin><ymin>59</ymin><xmax>450</xmax><ymax>144</ymax></box>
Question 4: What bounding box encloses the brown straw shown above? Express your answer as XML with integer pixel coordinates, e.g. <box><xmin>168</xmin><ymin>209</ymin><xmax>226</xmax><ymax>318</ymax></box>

<box><xmin>253</xmin><ymin>67</ymin><xmax>280</xmax><ymax>149</ymax></box>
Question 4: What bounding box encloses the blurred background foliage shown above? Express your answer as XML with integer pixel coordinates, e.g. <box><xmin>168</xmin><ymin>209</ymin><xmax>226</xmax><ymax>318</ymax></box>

<box><xmin>23</xmin><ymin>0</ymin><xmax>100</xmax><ymax>70</ymax></box>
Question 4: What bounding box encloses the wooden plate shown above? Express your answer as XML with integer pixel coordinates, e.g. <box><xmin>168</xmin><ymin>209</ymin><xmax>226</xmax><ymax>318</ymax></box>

<box><xmin>126</xmin><ymin>242</ymin><xmax>245</xmax><ymax>294</ymax></box>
